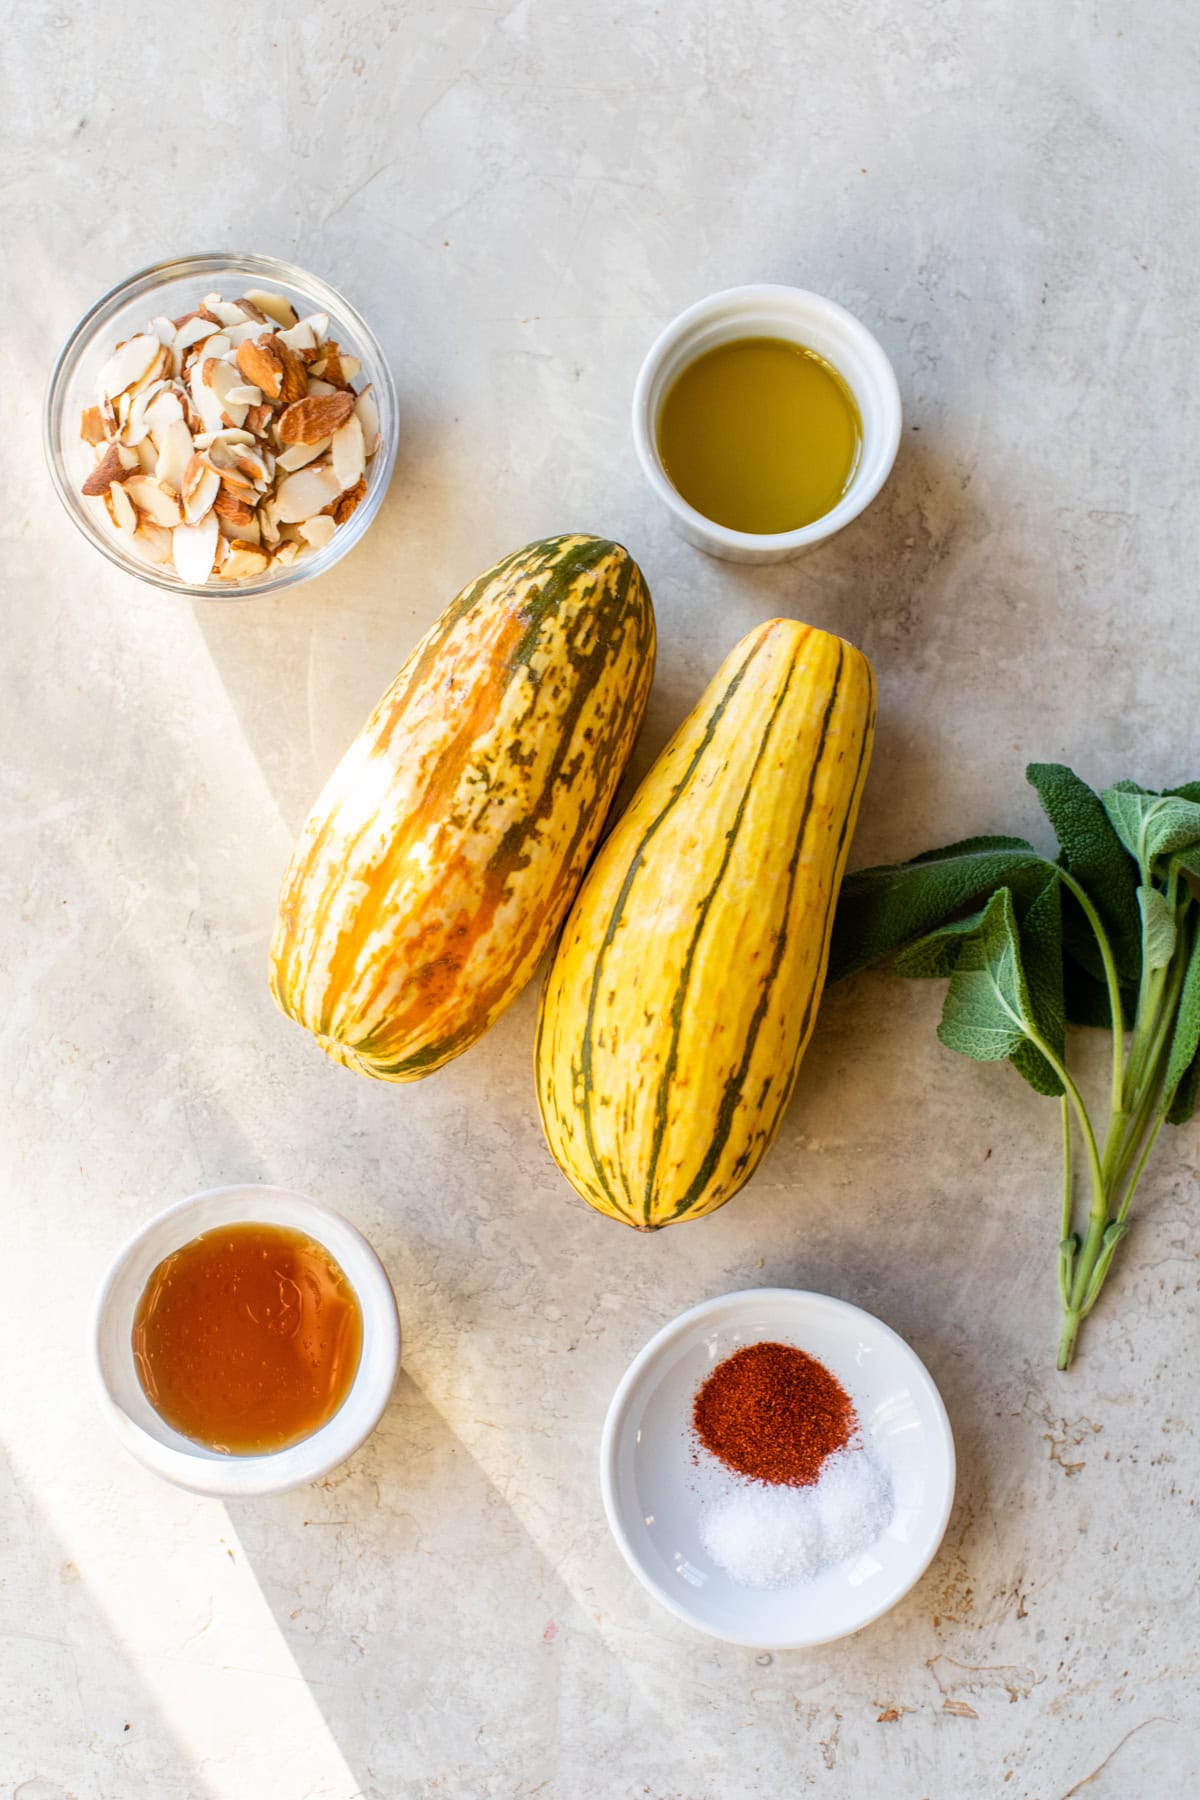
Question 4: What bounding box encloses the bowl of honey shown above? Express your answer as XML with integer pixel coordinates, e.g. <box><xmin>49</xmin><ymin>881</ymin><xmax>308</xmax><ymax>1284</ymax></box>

<box><xmin>92</xmin><ymin>1185</ymin><xmax>400</xmax><ymax>1496</ymax></box>
<box><xmin>632</xmin><ymin>284</ymin><xmax>901</xmax><ymax>564</ymax></box>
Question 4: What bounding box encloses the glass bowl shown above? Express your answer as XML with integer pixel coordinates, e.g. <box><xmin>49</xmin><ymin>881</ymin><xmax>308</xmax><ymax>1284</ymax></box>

<box><xmin>44</xmin><ymin>253</ymin><xmax>399</xmax><ymax>599</ymax></box>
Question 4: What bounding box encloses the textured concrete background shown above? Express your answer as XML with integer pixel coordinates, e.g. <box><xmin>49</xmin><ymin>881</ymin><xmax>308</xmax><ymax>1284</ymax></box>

<box><xmin>3</xmin><ymin>1</ymin><xmax>1198</xmax><ymax>1795</ymax></box>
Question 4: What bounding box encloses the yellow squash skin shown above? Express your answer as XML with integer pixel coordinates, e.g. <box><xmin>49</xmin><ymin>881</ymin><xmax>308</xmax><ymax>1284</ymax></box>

<box><xmin>270</xmin><ymin>535</ymin><xmax>656</xmax><ymax>1080</ymax></box>
<box><xmin>535</xmin><ymin>618</ymin><xmax>875</xmax><ymax>1228</ymax></box>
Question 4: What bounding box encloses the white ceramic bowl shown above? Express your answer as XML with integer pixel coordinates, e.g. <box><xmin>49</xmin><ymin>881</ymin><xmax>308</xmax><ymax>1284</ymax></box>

<box><xmin>632</xmin><ymin>284</ymin><xmax>901</xmax><ymax>564</ymax></box>
<box><xmin>92</xmin><ymin>1185</ymin><xmax>401</xmax><ymax>1496</ymax></box>
<box><xmin>600</xmin><ymin>1288</ymin><xmax>954</xmax><ymax>1647</ymax></box>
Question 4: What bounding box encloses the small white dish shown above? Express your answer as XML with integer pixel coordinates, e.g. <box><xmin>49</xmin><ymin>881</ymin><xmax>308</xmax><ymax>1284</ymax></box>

<box><xmin>632</xmin><ymin>284</ymin><xmax>901</xmax><ymax>564</ymax></box>
<box><xmin>600</xmin><ymin>1288</ymin><xmax>954</xmax><ymax>1647</ymax></box>
<box><xmin>92</xmin><ymin>1184</ymin><xmax>400</xmax><ymax>1497</ymax></box>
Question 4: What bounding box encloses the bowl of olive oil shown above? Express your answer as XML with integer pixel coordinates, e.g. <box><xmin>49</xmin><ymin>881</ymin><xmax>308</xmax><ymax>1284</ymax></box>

<box><xmin>633</xmin><ymin>285</ymin><xmax>901</xmax><ymax>564</ymax></box>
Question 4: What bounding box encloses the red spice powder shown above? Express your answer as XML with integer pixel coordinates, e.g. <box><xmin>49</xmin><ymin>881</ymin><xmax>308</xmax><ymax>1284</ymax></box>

<box><xmin>692</xmin><ymin>1341</ymin><xmax>856</xmax><ymax>1486</ymax></box>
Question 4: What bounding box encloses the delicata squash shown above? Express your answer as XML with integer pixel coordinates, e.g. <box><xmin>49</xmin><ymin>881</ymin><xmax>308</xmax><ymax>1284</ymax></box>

<box><xmin>270</xmin><ymin>535</ymin><xmax>655</xmax><ymax>1080</ymax></box>
<box><xmin>536</xmin><ymin>618</ymin><xmax>875</xmax><ymax>1228</ymax></box>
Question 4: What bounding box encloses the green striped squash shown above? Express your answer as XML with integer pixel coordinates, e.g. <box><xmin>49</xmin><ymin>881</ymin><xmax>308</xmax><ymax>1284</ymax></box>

<box><xmin>270</xmin><ymin>535</ymin><xmax>656</xmax><ymax>1080</ymax></box>
<box><xmin>535</xmin><ymin>618</ymin><xmax>876</xmax><ymax>1227</ymax></box>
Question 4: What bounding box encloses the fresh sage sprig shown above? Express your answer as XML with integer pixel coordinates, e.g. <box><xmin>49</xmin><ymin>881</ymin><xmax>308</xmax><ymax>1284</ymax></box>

<box><xmin>829</xmin><ymin>764</ymin><xmax>1200</xmax><ymax>1369</ymax></box>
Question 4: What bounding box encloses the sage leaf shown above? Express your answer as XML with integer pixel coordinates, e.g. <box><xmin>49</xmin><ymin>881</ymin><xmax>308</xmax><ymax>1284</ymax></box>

<box><xmin>1009</xmin><ymin>873</ymin><xmax>1066</xmax><ymax>1097</ymax></box>
<box><xmin>1102</xmin><ymin>787</ymin><xmax>1200</xmax><ymax>877</ymax></box>
<box><xmin>1026</xmin><ymin>763</ymin><xmax>1142</xmax><ymax>988</ymax></box>
<box><xmin>1161</xmin><ymin>918</ymin><xmax>1200</xmax><ymax>1118</ymax></box>
<box><xmin>893</xmin><ymin>906</ymin><xmax>988</xmax><ymax>979</ymax></box>
<box><xmin>828</xmin><ymin>836</ymin><xmax>1050</xmax><ymax>983</ymax></box>
<box><xmin>1165</xmin><ymin>782</ymin><xmax>1200</xmax><ymax>804</ymax></box>
<box><xmin>1167</xmin><ymin>1047</ymin><xmax>1200</xmax><ymax>1126</ymax></box>
<box><xmin>935</xmin><ymin>887</ymin><xmax>1047</xmax><ymax>1067</ymax></box>
<box><xmin>1137</xmin><ymin>884</ymin><xmax>1177</xmax><ymax>972</ymax></box>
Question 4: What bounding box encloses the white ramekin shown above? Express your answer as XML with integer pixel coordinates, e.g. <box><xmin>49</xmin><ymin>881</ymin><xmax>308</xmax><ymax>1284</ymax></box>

<box><xmin>91</xmin><ymin>1185</ymin><xmax>400</xmax><ymax>1497</ymax></box>
<box><xmin>632</xmin><ymin>284</ymin><xmax>902</xmax><ymax>565</ymax></box>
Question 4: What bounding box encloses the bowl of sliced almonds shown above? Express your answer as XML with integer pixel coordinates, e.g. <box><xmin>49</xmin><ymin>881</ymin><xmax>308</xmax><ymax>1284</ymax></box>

<box><xmin>45</xmin><ymin>253</ymin><xmax>398</xmax><ymax>597</ymax></box>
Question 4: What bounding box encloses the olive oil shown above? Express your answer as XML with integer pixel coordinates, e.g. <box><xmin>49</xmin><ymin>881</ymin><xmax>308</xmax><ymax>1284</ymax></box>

<box><xmin>132</xmin><ymin>1222</ymin><xmax>363</xmax><ymax>1455</ymax></box>
<box><xmin>657</xmin><ymin>337</ymin><xmax>861</xmax><ymax>534</ymax></box>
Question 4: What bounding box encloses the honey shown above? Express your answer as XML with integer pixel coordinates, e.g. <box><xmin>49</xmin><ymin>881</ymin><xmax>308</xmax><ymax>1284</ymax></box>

<box><xmin>657</xmin><ymin>336</ymin><xmax>861</xmax><ymax>534</ymax></box>
<box><xmin>132</xmin><ymin>1222</ymin><xmax>363</xmax><ymax>1454</ymax></box>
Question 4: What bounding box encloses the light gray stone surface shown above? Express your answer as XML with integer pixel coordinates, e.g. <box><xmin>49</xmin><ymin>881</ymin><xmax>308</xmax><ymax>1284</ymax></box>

<box><xmin>3</xmin><ymin>1</ymin><xmax>1198</xmax><ymax>1795</ymax></box>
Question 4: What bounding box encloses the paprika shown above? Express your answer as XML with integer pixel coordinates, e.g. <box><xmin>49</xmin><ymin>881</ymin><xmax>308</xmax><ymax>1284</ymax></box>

<box><xmin>692</xmin><ymin>1340</ymin><xmax>855</xmax><ymax>1486</ymax></box>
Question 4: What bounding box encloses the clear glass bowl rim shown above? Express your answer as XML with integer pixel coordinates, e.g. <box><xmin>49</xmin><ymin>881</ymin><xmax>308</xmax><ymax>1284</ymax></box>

<box><xmin>43</xmin><ymin>251</ymin><xmax>399</xmax><ymax>601</ymax></box>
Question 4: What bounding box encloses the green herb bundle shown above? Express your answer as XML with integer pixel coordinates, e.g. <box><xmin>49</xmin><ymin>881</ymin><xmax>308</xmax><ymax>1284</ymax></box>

<box><xmin>829</xmin><ymin>765</ymin><xmax>1200</xmax><ymax>1369</ymax></box>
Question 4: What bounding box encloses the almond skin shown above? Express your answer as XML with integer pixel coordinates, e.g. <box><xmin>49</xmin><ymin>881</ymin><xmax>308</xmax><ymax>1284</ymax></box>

<box><xmin>273</xmin><ymin>335</ymin><xmax>310</xmax><ymax>405</ymax></box>
<box><xmin>213</xmin><ymin>486</ymin><xmax>255</xmax><ymax>527</ymax></box>
<box><xmin>236</xmin><ymin>336</ymin><xmax>284</xmax><ymax>401</ymax></box>
<box><xmin>82</xmin><ymin>442</ymin><xmax>128</xmax><ymax>495</ymax></box>
<box><xmin>276</xmin><ymin>390</ymin><xmax>355</xmax><ymax>445</ymax></box>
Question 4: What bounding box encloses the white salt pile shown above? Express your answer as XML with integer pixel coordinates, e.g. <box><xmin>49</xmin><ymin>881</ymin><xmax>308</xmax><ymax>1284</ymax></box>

<box><xmin>700</xmin><ymin>1447</ymin><xmax>893</xmax><ymax>1589</ymax></box>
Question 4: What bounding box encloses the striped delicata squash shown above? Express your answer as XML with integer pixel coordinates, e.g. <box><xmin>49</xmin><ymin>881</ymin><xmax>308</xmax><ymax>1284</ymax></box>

<box><xmin>535</xmin><ymin>618</ymin><xmax>875</xmax><ymax>1228</ymax></box>
<box><xmin>270</xmin><ymin>535</ymin><xmax>656</xmax><ymax>1080</ymax></box>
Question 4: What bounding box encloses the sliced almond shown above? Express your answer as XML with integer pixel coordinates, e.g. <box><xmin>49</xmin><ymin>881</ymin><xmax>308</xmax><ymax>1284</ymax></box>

<box><xmin>155</xmin><ymin>418</ymin><xmax>194</xmax><ymax>492</ymax></box>
<box><xmin>305</xmin><ymin>378</ymin><xmax>338</xmax><ymax>398</ymax></box>
<box><xmin>277</xmin><ymin>390</ymin><xmax>354</xmax><ymax>445</ymax></box>
<box><xmin>331</xmin><ymin>413</ymin><xmax>365</xmax><ymax>490</ymax></box>
<box><xmin>274</xmin><ymin>335</ymin><xmax>309</xmax><ymax>405</ymax></box>
<box><xmin>233</xmin><ymin>296</ymin><xmax>270</xmax><ymax>324</ymax></box>
<box><xmin>123</xmin><ymin>475</ymin><xmax>184</xmax><ymax>527</ymax></box>
<box><xmin>340</xmin><ymin>355</ymin><xmax>362</xmax><ymax>383</ymax></box>
<box><xmin>242</xmin><ymin>289</ymin><xmax>298</xmax><ymax>329</ymax></box>
<box><xmin>276</xmin><ymin>436</ymin><xmax>331</xmax><ymax>472</ymax></box>
<box><xmin>144</xmin><ymin>388</ymin><xmax>185</xmax><ymax>436</ymax></box>
<box><xmin>208</xmin><ymin>299</ymin><xmax>250</xmax><ymax>328</ymax></box>
<box><xmin>107</xmin><ymin>482</ymin><xmax>138</xmax><ymax>533</ymax></box>
<box><xmin>188</xmin><ymin>361</ymin><xmax>226</xmax><ymax>435</ymax></box>
<box><xmin>174</xmin><ymin>314</ymin><xmax>218</xmax><ymax>351</ymax></box>
<box><xmin>97</xmin><ymin>334</ymin><xmax>161</xmax><ymax>400</ymax></box>
<box><xmin>220</xmin><ymin>539</ymin><xmax>271</xmax><ymax>580</ymax></box>
<box><xmin>172</xmin><ymin>512</ymin><xmax>220</xmax><ymax>583</ymax></box>
<box><xmin>148</xmin><ymin>314</ymin><xmax>177</xmax><ymax>347</ymax></box>
<box><xmin>354</xmin><ymin>383</ymin><xmax>381</xmax><ymax>451</ymax></box>
<box><xmin>271</xmin><ymin>539</ymin><xmax>303</xmax><ymax>568</ymax></box>
<box><xmin>231</xmin><ymin>445</ymin><xmax>271</xmax><ymax>487</ymax></box>
<box><xmin>244</xmin><ymin>402</ymin><xmax>274</xmax><ymax>438</ymax></box>
<box><xmin>318</xmin><ymin>346</ymin><xmax>349</xmax><ymax>388</ymax></box>
<box><xmin>298</xmin><ymin>513</ymin><xmax>337</xmax><ymax>550</ymax></box>
<box><xmin>225</xmin><ymin>383</ymin><xmax>263</xmax><ymax>406</ymax></box>
<box><xmin>82</xmin><ymin>442</ymin><xmax>128</xmax><ymax>496</ymax></box>
<box><xmin>332</xmin><ymin>476</ymin><xmax>367</xmax><ymax>525</ymax></box>
<box><xmin>124</xmin><ymin>378</ymin><xmax>170</xmax><ymax>446</ymax></box>
<box><xmin>128</xmin><ymin>343</ymin><xmax>171</xmax><ymax>398</ymax></box>
<box><xmin>183</xmin><ymin>462</ymin><xmax>220</xmax><ymax>526</ymax></box>
<box><xmin>193</xmin><ymin>428</ymin><xmax>256</xmax><ymax>450</ymax></box>
<box><xmin>80</xmin><ymin>405</ymin><xmax>108</xmax><ymax>446</ymax></box>
<box><xmin>278</xmin><ymin>318</ymin><xmax>317</xmax><ymax>354</ymax></box>
<box><xmin>258</xmin><ymin>500</ymin><xmax>281</xmax><ymax>547</ymax></box>
<box><xmin>236</xmin><ymin>335</ymin><xmax>284</xmax><ymax>399</ymax></box>
<box><xmin>273</xmin><ymin>462</ymin><xmax>342</xmax><ymax>523</ymax></box>
<box><xmin>208</xmin><ymin>360</ymin><xmax>249</xmax><ymax>428</ymax></box>
<box><xmin>132</xmin><ymin>519</ymin><xmax>174</xmax><ymax>563</ymax></box>
<box><xmin>213</xmin><ymin>486</ymin><xmax>255</xmax><ymax>527</ymax></box>
<box><xmin>135</xmin><ymin>439</ymin><xmax>158</xmax><ymax>474</ymax></box>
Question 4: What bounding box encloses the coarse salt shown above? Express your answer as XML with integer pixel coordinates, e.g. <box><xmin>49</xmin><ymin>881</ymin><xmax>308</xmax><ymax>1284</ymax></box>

<box><xmin>700</xmin><ymin>1447</ymin><xmax>893</xmax><ymax>1589</ymax></box>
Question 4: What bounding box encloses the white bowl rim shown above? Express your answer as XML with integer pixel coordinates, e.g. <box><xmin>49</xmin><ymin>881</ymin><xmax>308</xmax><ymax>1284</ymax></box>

<box><xmin>599</xmin><ymin>1285</ymin><xmax>956</xmax><ymax>1648</ymax></box>
<box><xmin>631</xmin><ymin>282</ymin><xmax>902</xmax><ymax>553</ymax></box>
<box><xmin>91</xmin><ymin>1183</ymin><xmax>401</xmax><ymax>1496</ymax></box>
<box><xmin>44</xmin><ymin>251</ymin><xmax>399</xmax><ymax>602</ymax></box>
